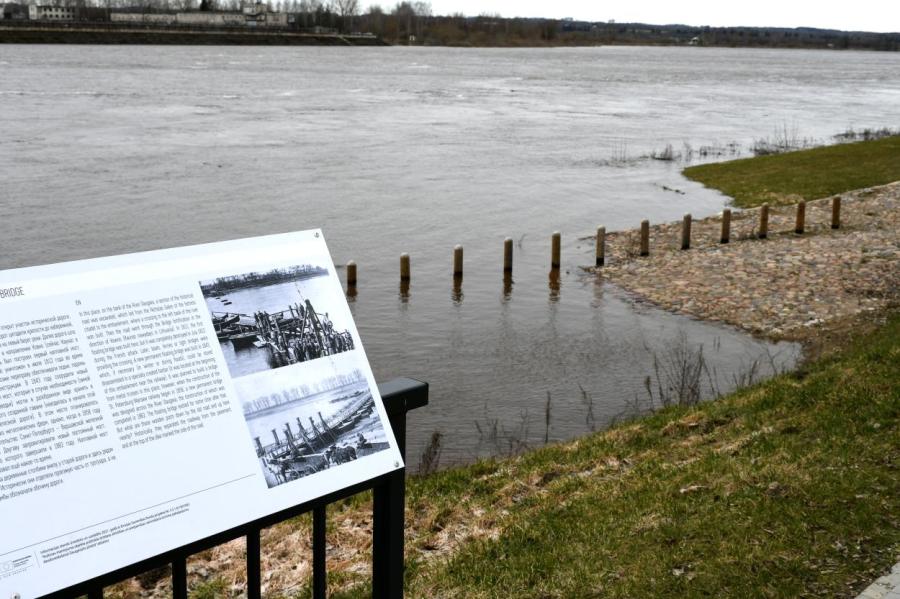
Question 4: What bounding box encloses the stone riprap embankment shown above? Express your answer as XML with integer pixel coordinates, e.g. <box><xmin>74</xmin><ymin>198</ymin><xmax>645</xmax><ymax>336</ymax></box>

<box><xmin>594</xmin><ymin>182</ymin><xmax>900</xmax><ymax>341</ymax></box>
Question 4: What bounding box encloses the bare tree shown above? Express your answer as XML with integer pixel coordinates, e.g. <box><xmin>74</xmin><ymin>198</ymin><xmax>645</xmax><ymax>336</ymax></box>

<box><xmin>364</xmin><ymin>3</ymin><xmax>383</xmax><ymax>35</ymax></box>
<box><xmin>392</xmin><ymin>0</ymin><xmax>413</xmax><ymax>38</ymax></box>
<box><xmin>331</xmin><ymin>0</ymin><xmax>357</xmax><ymax>16</ymax></box>
<box><xmin>330</xmin><ymin>0</ymin><xmax>357</xmax><ymax>30</ymax></box>
<box><xmin>391</xmin><ymin>0</ymin><xmax>427</xmax><ymax>40</ymax></box>
<box><xmin>298</xmin><ymin>0</ymin><xmax>320</xmax><ymax>25</ymax></box>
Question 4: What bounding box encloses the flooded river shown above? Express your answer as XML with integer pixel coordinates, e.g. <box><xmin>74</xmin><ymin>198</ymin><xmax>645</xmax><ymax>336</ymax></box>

<box><xmin>2</xmin><ymin>45</ymin><xmax>897</xmax><ymax>468</ymax></box>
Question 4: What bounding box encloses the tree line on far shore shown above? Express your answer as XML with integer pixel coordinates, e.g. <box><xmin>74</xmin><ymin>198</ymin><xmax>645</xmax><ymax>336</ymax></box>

<box><xmin>3</xmin><ymin>0</ymin><xmax>897</xmax><ymax>50</ymax></box>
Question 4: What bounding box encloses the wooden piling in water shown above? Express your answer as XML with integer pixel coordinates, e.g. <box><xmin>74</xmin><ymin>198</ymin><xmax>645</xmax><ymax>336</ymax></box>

<box><xmin>795</xmin><ymin>201</ymin><xmax>806</xmax><ymax>234</ymax></box>
<box><xmin>346</xmin><ymin>260</ymin><xmax>357</xmax><ymax>288</ymax></box>
<box><xmin>832</xmin><ymin>196</ymin><xmax>841</xmax><ymax>229</ymax></box>
<box><xmin>400</xmin><ymin>253</ymin><xmax>410</xmax><ymax>282</ymax></box>
<box><xmin>596</xmin><ymin>226</ymin><xmax>606</xmax><ymax>266</ymax></box>
<box><xmin>503</xmin><ymin>238</ymin><xmax>513</xmax><ymax>274</ymax></box>
<box><xmin>551</xmin><ymin>231</ymin><xmax>561</xmax><ymax>269</ymax></box>
<box><xmin>453</xmin><ymin>245</ymin><xmax>463</xmax><ymax>279</ymax></box>
<box><xmin>640</xmin><ymin>220</ymin><xmax>650</xmax><ymax>256</ymax></box>
<box><xmin>759</xmin><ymin>204</ymin><xmax>769</xmax><ymax>239</ymax></box>
<box><xmin>681</xmin><ymin>214</ymin><xmax>691</xmax><ymax>250</ymax></box>
<box><xmin>721</xmin><ymin>209</ymin><xmax>731</xmax><ymax>244</ymax></box>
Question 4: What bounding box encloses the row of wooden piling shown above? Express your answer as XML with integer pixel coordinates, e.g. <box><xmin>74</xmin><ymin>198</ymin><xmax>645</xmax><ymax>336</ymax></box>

<box><xmin>642</xmin><ymin>197</ymin><xmax>840</xmax><ymax>255</ymax></box>
<box><xmin>343</xmin><ymin>197</ymin><xmax>842</xmax><ymax>289</ymax></box>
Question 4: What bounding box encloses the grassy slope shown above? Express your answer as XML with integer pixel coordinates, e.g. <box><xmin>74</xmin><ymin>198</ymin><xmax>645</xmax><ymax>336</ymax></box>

<box><xmin>683</xmin><ymin>136</ymin><xmax>900</xmax><ymax>208</ymax></box>
<box><xmin>270</xmin><ymin>139</ymin><xmax>900</xmax><ymax>599</ymax></box>
<box><xmin>369</xmin><ymin>314</ymin><xmax>900</xmax><ymax>598</ymax></box>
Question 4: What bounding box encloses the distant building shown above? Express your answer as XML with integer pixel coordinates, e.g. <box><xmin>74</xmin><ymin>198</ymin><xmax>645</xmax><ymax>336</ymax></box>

<box><xmin>28</xmin><ymin>5</ymin><xmax>75</xmax><ymax>20</ymax></box>
<box><xmin>110</xmin><ymin>12</ymin><xmax>178</xmax><ymax>25</ymax></box>
<box><xmin>242</xmin><ymin>1</ymin><xmax>266</xmax><ymax>16</ymax></box>
<box><xmin>689</xmin><ymin>36</ymin><xmax>701</xmax><ymax>45</ymax></box>
<box><xmin>176</xmin><ymin>11</ymin><xmax>245</xmax><ymax>26</ymax></box>
<box><xmin>110</xmin><ymin>7</ymin><xmax>289</xmax><ymax>28</ymax></box>
<box><xmin>239</xmin><ymin>2</ymin><xmax>286</xmax><ymax>27</ymax></box>
<box><xmin>263</xmin><ymin>12</ymin><xmax>286</xmax><ymax>26</ymax></box>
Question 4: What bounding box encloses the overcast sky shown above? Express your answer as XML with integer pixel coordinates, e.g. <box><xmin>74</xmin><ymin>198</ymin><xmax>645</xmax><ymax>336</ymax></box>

<box><xmin>424</xmin><ymin>1</ymin><xmax>900</xmax><ymax>33</ymax></box>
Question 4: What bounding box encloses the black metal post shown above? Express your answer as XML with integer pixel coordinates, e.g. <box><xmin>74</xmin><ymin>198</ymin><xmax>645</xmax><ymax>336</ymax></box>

<box><xmin>372</xmin><ymin>377</ymin><xmax>428</xmax><ymax>599</ymax></box>
<box><xmin>172</xmin><ymin>554</ymin><xmax>188</xmax><ymax>599</ymax></box>
<box><xmin>313</xmin><ymin>506</ymin><xmax>327</xmax><ymax>599</ymax></box>
<box><xmin>372</xmin><ymin>468</ymin><xmax>406</xmax><ymax>599</ymax></box>
<box><xmin>246</xmin><ymin>530</ymin><xmax>261</xmax><ymax>599</ymax></box>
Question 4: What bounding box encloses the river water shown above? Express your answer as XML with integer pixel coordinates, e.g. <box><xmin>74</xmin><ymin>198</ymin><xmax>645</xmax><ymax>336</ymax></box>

<box><xmin>2</xmin><ymin>45</ymin><xmax>898</xmax><ymax>469</ymax></box>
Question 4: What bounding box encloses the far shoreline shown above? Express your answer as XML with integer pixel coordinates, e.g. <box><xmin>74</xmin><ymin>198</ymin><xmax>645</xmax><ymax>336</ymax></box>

<box><xmin>0</xmin><ymin>23</ymin><xmax>388</xmax><ymax>45</ymax></box>
<box><xmin>1</xmin><ymin>22</ymin><xmax>897</xmax><ymax>50</ymax></box>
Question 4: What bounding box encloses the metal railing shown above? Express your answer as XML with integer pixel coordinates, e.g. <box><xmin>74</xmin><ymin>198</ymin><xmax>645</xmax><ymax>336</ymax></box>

<box><xmin>38</xmin><ymin>377</ymin><xmax>429</xmax><ymax>599</ymax></box>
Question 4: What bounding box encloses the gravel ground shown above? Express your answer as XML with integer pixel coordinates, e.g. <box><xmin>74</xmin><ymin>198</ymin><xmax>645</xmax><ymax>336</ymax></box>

<box><xmin>593</xmin><ymin>182</ymin><xmax>900</xmax><ymax>342</ymax></box>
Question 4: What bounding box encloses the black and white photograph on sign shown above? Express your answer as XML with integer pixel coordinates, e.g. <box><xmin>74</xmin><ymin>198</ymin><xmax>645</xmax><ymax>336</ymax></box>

<box><xmin>199</xmin><ymin>265</ymin><xmax>356</xmax><ymax>379</ymax></box>
<box><xmin>234</xmin><ymin>363</ymin><xmax>391</xmax><ymax>488</ymax></box>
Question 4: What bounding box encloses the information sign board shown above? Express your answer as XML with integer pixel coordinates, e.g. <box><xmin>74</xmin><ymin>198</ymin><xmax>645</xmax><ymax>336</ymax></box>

<box><xmin>0</xmin><ymin>231</ymin><xmax>402</xmax><ymax>598</ymax></box>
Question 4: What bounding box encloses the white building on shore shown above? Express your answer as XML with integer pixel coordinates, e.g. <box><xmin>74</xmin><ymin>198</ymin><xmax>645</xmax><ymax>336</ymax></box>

<box><xmin>109</xmin><ymin>2</ymin><xmax>288</xmax><ymax>28</ymax></box>
<box><xmin>28</xmin><ymin>5</ymin><xmax>75</xmax><ymax>20</ymax></box>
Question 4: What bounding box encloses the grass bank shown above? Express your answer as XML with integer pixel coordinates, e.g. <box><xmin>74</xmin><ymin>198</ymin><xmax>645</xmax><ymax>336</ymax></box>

<box><xmin>381</xmin><ymin>313</ymin><xmax>900</xmax><ymax>598</ymax></box>
<box><xmin>683</xmin><ymin>136</ymin><xmax>900</xmax><ymax>208</ymax></box>
<box><xmin>161</xmin><ymin>264</ymin><xmax>900</xmax><ymax>599</ymax></box>
<box><xmin>158</xmin><ymin>311</ymin><xmax>895</xmax><ymax>598</ymax></box>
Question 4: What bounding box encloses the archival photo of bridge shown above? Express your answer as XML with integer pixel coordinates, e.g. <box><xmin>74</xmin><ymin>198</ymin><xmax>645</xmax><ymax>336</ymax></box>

<box><xmin>199</xmin><ymin>264</ymin><xmax>356</xmax><ymax>379</ymax></box>
<box><xmin>233</xmin><ymin>360</ymin><xmax>391</xmax><ymax>489</ymax></box>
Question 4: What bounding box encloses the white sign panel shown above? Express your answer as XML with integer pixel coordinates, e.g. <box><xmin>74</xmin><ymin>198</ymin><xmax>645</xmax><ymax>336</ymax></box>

<box><xmin>0</xmin><ymin>231</ymin><xmax>402</xmax><ymax>598</ymax></box>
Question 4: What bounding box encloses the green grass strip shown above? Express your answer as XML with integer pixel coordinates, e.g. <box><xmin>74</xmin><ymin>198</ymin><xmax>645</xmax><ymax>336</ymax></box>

<box><xmin>683</xmin><ymin>136</ymin><xmax>900</xmax><ymax>208</ymax></box>
<box><xmin>392</xmin><ymin>314</ymin><xmax>900</xmax><ymax>598</ymax></box>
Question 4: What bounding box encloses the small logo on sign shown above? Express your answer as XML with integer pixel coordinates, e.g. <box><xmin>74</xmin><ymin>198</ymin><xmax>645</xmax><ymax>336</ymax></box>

<box><xmin>0</xmin><ymin>555</ymin><xmax>33</xmax><ymax>582</ymax></box>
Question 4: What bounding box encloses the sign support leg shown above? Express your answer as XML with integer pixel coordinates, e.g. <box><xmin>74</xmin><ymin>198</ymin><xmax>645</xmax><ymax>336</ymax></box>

<box><xmin>313</xmin><ymin>506</ymin><xmax>327</xmax><ymax>599</ymax></box>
